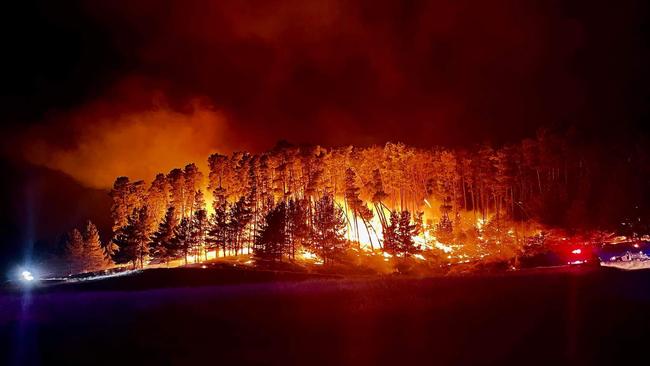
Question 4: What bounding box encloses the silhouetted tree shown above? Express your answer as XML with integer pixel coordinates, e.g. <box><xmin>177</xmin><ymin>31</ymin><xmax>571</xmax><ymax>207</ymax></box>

<box><xmin>190</xmin><ymin>191</ymin><xmax>209</xmax><ymax>260</ymax></box>
<box><xmin>287</xmin><ymin>198</ymin><xmax>310</xmax><ymax>259</ymax></box>
<box><xmin>312</xmin><ymin>194</ymin><xmax>347</xmax><ymax>264</ymax></box>
<box><xmin>149</xmin><ymin>206</ymin><xmax>178</xmax><ymax>265</ymax></box>
<box><xmin>254</xmin><ymin>202</ymin><xmax>288</xmax><ymax>263</ymax></box>
<box><xmin>207</xmin><ymin>202</ymin><xmax>229</xmax><ymax>257</ymax></box>
<box><xmin>112</xmin><ymin>207</ymin><xmax>149</xmax><ymax>269</ymax></box>
<box><xmin>173</xmin><ymin>217</ymin><xmax>192</xmax><ymax>265</ymax></box>
<box><xmin>65</xmin><ymin>228</ymin><xmax>85</xmax><ymax>274</ymax></box>
<box><xmin>229</xmin><ymin>196</ymin><xmax>252</xmax><ymax>255</ymax></box>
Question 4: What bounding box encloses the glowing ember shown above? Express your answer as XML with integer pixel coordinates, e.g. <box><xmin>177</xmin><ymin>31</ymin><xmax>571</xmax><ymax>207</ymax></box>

<box><xmin>298</xmin><ymin>249</ymin><xmax>324</xmax><ymax>265</ymax></box>
<box><xmin>434</xmin><ymin>241</ymin><xmax>453</xmax><ymax>254</ymax></box>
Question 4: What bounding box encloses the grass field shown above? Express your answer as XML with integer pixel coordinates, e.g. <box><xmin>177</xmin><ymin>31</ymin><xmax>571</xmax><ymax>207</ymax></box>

<box><xmin>2</xmin><ymin>265</ymin><xmax>650</xmax><ymax>365</ymax></box>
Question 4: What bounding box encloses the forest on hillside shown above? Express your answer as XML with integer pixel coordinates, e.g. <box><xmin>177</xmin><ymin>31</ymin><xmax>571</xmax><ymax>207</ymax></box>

<box><xmin>59</xmin><ymin>130</ymin><xmax>650</xmax><ymax>273</ymax></box>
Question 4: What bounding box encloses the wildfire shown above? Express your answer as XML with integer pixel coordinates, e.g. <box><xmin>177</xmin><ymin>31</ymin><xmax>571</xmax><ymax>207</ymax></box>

<box><xmin>68</xmin><ymin>140</ymin><xmax>588</xmax><ymax>276</ymax></box>
<box><xmin>298</xmin><ymin>249</ymin><xmax>324</xmax><ymax>265</ymax></box>
<box><xmin>433</xmin><ymin>241</ymin><xmax>454</xmax><ymax>254</ymax></box>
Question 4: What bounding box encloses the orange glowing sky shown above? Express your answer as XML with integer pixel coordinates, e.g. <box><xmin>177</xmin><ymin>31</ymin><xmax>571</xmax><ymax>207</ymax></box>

<box><xmin>2</xmin><ymin>0</ymin><xmax>648</xmax><ymax>189</ymax></box>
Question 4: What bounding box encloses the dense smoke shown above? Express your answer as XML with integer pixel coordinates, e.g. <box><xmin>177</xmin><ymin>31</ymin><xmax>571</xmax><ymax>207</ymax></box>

<box><xmin>4</xmin><ymin>0</ymin><xmax>648</xmax><ymax>190</ymax></box>
<box><xmin>20</xmin><ymin>92</ymin><xmax>233</xmax><ymax>189</ymax></box>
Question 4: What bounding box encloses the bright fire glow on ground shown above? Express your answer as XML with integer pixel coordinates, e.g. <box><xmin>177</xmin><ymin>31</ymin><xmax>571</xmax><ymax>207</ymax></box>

<box><xmin>298</xmin><ymin>249</ymin><xmax>323</xmax><ymax>265</ymax></box>
<box><xmin>86</xmin><ymin>207</ymin><xmax>549</xmax><ymax>275</ymax></box>
<box><xmin>433</xmin><ymin>241</ymin><xmax>453</xmax><ymax>253</ymax></box>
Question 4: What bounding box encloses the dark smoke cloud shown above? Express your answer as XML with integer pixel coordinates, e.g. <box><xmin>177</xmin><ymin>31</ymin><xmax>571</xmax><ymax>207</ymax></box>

<box><xmin>16</xmin><ymin>79</ymin><xmax>235</xmax><ymax>188</ymax></box>
<box><xmin>4</xmin><ymin>0</ymin><xmax>649</xmax><ymax>187</ymax></box>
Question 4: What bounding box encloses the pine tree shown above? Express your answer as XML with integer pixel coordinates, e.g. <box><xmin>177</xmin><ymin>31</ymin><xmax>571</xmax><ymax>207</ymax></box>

<box><xmin>112</xmin><ymin>207</ymin><xmax>149</xmax><ymax>269</ymax></box>
<box><xmin>383</xmin><ymin>210</ymin><xmax>400</xmax><ymax>255</ymax></box>
<box><xmin>397</xmin><ymin>211</ymin><xmax>417</xmax><ymax>256</ymax></box>
<box><xmin>207</xmin><ymin>202</ymin><xmax>229</xmax><ymax>257</ymax></box>
<box><xmin>371</xmin><ymin>168</ymin><xmax>390</xmax><ymax>241</ymax></box>
<box><xmin>110</xmin><ymin>177</ymin><xmax>146</xmax><ymax>233</ymax></box>
<box><xmin>436</xmin><ymin>196</ymin><xmax>454</xmax><ymax>244</ymax></box>
<box><xmin>344</xmin><ymin>168</ymin><xmax>363</xmax><ymax>244</ymax></box>
<box><xmin>167</xmin><ymin>168</ymin><xmax>185</xmax><ymax>221</ymax></box>
<box><xmin>190</xmin><ymin>195</ymin><xmax>209</xmax><ymax>261</ymax></box>
<box><xmin>173</xmin><ymin>217</ymin><xmax>192</xmax><ymax>265</ymax></box>
<box><xmin>149</xmin><ymin>206</ymin><xmax>178</xmax><ymax>265</ymax></box>
<box><xmin>383</xmin><ymin>210</ymin><xmax>418</xmax><ymax>256</ymax></box>
<box><xmin>112</xmin><ymin>217</ymin><xmax>138</xmax><ymax>268</ymax></box>
<box><xmin>258</xmin><ymin>154</ymin><xmax>273</xmax><ymax>212</ymax></box>
<box><xmin>65</xmin><ymin>228</ymin><xmax>85</xmax><ymax>274</ymax></box>
<box><xmin>183</xmin><ymin>163</ymin><xmax>203</xmax><ymax>218</ymax></box>
<box><xmin>247</xmin><ymin>157</ymin><xmax>260</xmax><ymax>254</ymax></box>
<box><xmin>83</xmin><ymin>220</ymin><xmax>107</xmax><ymax>271</ymax></box>
<box><xmin>253</xmin><ymin>202</ymin><xmax>288</xmax><ymax>263</ymax></box>
<box><xmin>312</xmin><ymin>194</ymin><xmax>347</xmax><ymax>264</ymax></box>
<box><xmin>109</xmin><ymin>177</ymin><xmax>131</xmax><ymax>233</ymax></box>
<box><xmin>287</xmin><ymin>199</ymin><xmax>310</xmax><ymax>259</ymax></box>
<box><xmin>146</xmin><ymin>173</ymin><xmax>169</xmax><ymax>231</ymax></box>
<box><xmin>229</xmin><ymin>196</ymin><xmax>252</xmax><ymax>255</ymax></box>
<box><xmin>208</xmin><ymin>153</ymin><xmax>232</xmax><ymax>207</ymax></box>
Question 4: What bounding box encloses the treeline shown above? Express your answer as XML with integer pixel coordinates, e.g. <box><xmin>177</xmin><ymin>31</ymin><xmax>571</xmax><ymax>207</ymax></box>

<box><xmin>60</xmin><ymin>130</ymin><xmax>648</xmax><ymax>271</ymax></box>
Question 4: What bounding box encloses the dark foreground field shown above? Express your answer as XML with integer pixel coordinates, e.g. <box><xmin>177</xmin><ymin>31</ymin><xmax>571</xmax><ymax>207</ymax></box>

<box><xmin>2</xmin><ymin>266</ymin><xmax>650</xmax><ymax>366</ymax></box>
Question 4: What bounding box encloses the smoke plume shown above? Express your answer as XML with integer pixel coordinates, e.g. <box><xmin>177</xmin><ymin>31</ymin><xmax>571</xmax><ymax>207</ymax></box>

<box><xmin>21</xmin><ymin>93</ymin><xmax>233</xmax><ymax>189</ymax></box>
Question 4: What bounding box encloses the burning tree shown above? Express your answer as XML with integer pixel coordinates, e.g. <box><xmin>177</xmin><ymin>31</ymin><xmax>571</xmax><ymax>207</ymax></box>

<box><xmin>65</xmin><ymin>222</ymin><xmax>108</xmax><ymax>274</ymax></box>
<box><xmin>65</xmin><ymin>228</ymin><xmax>85</xmax><ymax>274</ymax></box>
<box><xmin>384</xmin><ymin>210</ymin><xmax>419</xmax><ymax>257</ymax></box>
<box><xmin>436</xmin><ymin>197</ymin><xmax>454</xmax><ymax>244</ymax></box>
<box><xmin>82</xmin><ymin>220</ymin><xmax>108</xmax><ymax>271</ymax></box>
<box><xmin>54</xmin><ymin>128</ymin><xmax>643</xmax><ymax>275</ymax></box>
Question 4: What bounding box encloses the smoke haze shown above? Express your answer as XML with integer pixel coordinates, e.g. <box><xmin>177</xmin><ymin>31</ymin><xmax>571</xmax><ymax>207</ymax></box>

<box><xmin>20</xmin><ymin>92</ymin><xmax>232</xmax><ymax>188</ymax></box>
